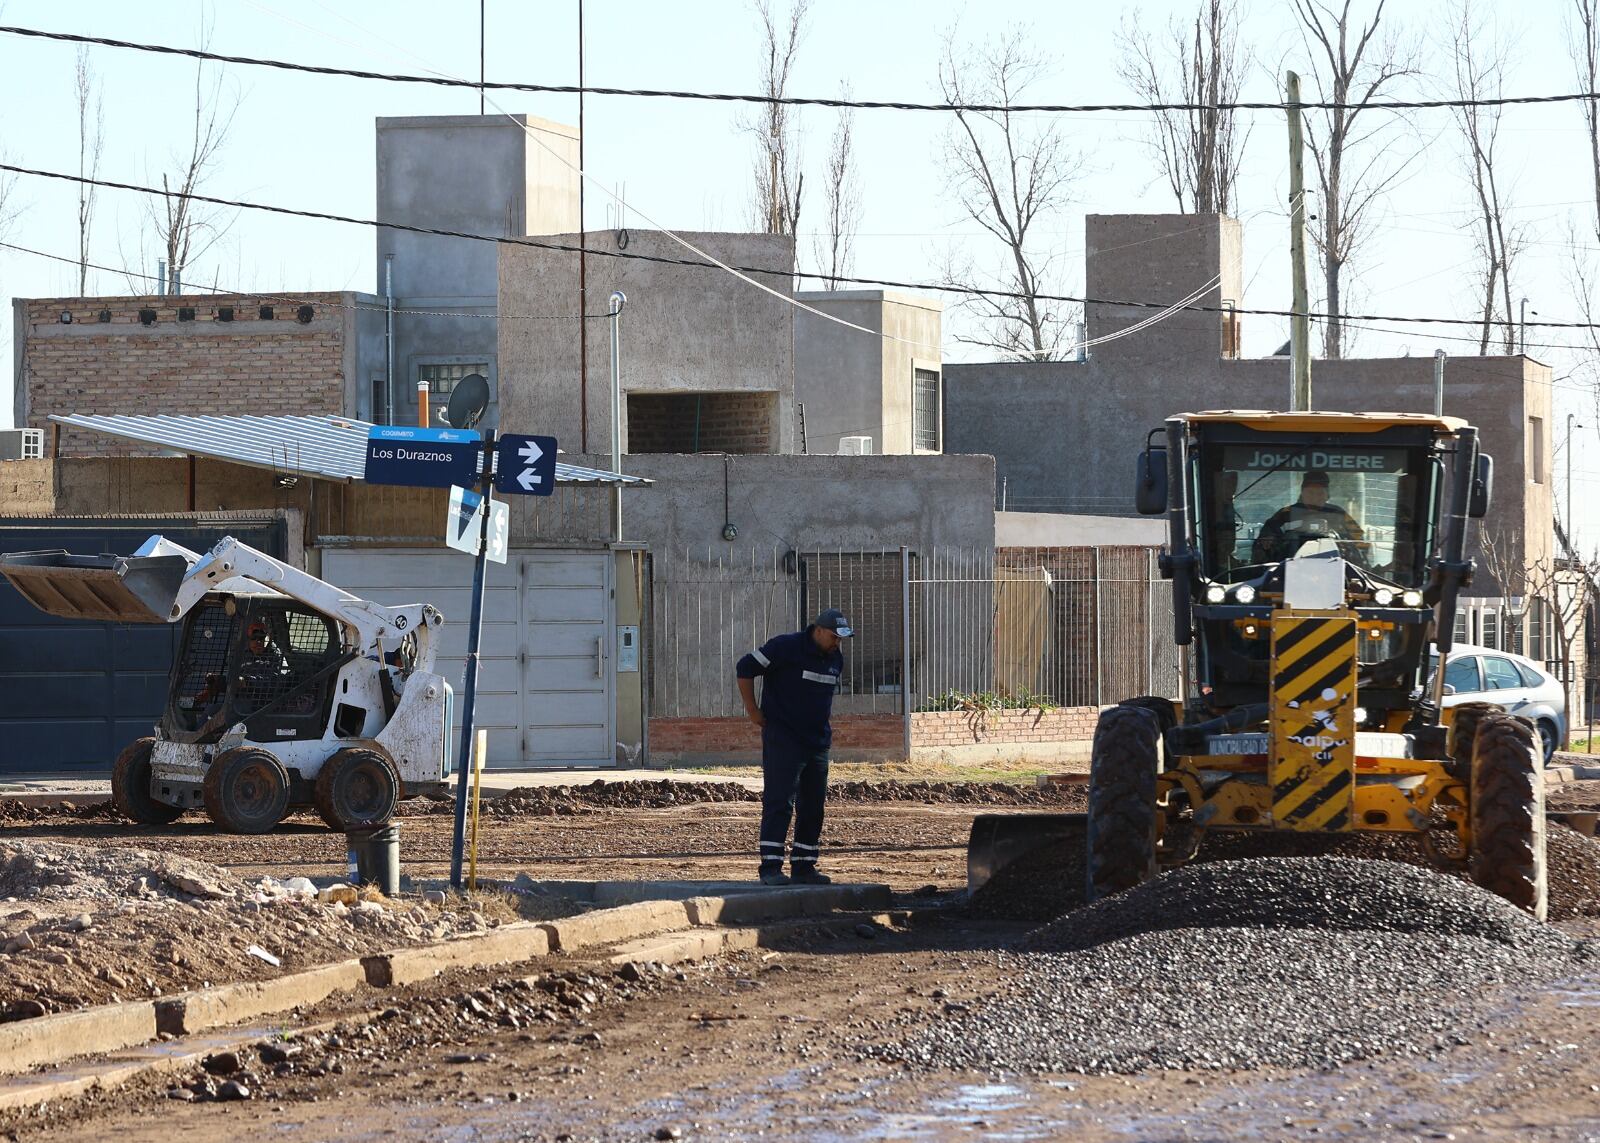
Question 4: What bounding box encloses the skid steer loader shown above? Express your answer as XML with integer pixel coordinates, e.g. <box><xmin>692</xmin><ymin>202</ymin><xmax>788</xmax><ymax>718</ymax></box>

<box><xmin>0</xmin><ymin>535</ymin><xmax>451</xmax><ymax>834</ymax></box>
<box><xmin>970</xmin><ymin>411</ymin><xmax>1549</xmax><ymax>919</ymax></box>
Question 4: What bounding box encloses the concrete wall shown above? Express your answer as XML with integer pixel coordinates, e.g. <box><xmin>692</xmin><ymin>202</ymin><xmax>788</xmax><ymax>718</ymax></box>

<box><xmin>793</xmin><ymin>290</ymin><xmax>943</xmax><ymax>456</ymax></box>
<box><xmin>996</xmin><ymin>511</ymin><xmax>1167</xmax><ymax>548</ymax></box>
<box><xmin>375</xmin><ymin>114</ymin><xmax>580</xmax><ymax>433</ymax></box>
<box><xmin>944</xmin><ymin>213</ymin><xmax>1553</xmax><ymax>585</ymax></box>
<box><xmin>498</xmin><ymin>231</ymin><xmax>796</xmax><ymax>455</ymax></box>
<box><xmin>12</xmin><ymin>294</ymin><xmax>367</xmax><ymax>454</ymax></box>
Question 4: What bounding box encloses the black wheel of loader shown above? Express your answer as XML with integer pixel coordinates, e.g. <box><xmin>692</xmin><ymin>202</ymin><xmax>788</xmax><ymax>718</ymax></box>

<box><xmin>1086</xmin><ymin>705</ymin><xmax>1161</xmax><ymax>902</ymax></box>
<box><xmin>111</xmin><ymin>738</ymin><xmax>183</xmax><ymax>826</ymax></box>
<box><xmin>315</xmin><ymin>747</ymin><xmax>400</xmax><ymax>832</ymax></box>
<box><xmin>1468</xmin><ymin>714</ymin><xmax>1548</xmax><ymax>921</ymax></box>
<box><xmin>1118</xmin><ymin>695</ymin><xmax>1178</xmax><ymax>735</ymax></box>
<box><xmin>203</xmin><ymin>747</ymin><xmax>291</xmax><ymax>835</ymax></box>
<box><xmin>1448</xmin><ymin>701</ymin><xmax>1504</xmax><ymax>780</ymax></box>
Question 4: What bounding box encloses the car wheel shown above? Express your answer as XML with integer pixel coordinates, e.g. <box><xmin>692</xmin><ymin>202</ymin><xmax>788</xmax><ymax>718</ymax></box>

<box><xmin>1537</xmin><ymin>719</ymin><xmax>1559</xmax><ymax>764</ymax></box>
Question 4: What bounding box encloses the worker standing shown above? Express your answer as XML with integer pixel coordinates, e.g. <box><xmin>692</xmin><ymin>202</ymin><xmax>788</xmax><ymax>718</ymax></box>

<box><xmin>736</xmin><ymin>609</ymin><xmax>853</xmax><ymax>886</ymax></box>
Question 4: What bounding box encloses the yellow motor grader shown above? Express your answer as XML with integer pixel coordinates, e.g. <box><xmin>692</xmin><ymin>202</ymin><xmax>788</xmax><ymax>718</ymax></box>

<box><xmin>973</xmin><ymin>411</ymin><xmax>1547</xmax><ymax>919</ymax></box>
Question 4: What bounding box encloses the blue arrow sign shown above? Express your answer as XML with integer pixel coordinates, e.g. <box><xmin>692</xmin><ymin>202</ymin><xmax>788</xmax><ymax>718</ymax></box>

<box><xmin>493</xmin><ymin>433</ymin><xmax>557</xmax><ymax>496</ymax></box>
<box><xmin>365</xmin><ymin>425</ymin><xmax>482</xmax><ymax>488</ymax></box>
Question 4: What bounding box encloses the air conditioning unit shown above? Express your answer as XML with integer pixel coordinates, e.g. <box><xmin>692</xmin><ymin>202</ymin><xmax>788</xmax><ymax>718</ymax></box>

<box><xmin>838</xmin><ymin>435</ymin><xmax>873</xmax><ymax>456</ymax></box>
<box><xmin>0</xmin><ymin>429</ymin><xmax>43</xmax><ymax>461</ymax></box>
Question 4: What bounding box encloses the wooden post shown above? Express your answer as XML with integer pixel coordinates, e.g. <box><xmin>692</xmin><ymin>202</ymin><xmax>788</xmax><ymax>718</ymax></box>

<box><xmin>1287</xmin><ymin>71</ymin><xmax>1312</xmax><ymax>412</ymax></box>
<box><xmin>186</xmin><ymin>455</ymin><xmax>197</xmax><ymax>512</ymax></box>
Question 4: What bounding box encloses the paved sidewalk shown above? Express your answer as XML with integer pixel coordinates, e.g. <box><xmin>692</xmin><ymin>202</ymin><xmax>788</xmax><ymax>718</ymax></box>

<box><xmin>0</xmin><ymin>767</ymin><xmax>761</xmax><ymax>807</ymax></box>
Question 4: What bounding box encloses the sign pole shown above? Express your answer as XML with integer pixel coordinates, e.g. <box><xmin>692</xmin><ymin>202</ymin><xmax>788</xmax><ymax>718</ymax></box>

<box><xmin>450</xmin><ymin>429</ymin><xmax>497</xmax><ymax>890</ymax></box>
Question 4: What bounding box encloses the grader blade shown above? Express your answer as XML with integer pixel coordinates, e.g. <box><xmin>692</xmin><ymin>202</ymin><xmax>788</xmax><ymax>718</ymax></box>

<box><xmin>0</xmin><ymin>550</ymin><xmax>190</xmax><ymax>623</ymax></box>
<box><xmin>966</xmin><ymin>812</ymin><xmax>1086</xmax><ymax>892</ymax></box>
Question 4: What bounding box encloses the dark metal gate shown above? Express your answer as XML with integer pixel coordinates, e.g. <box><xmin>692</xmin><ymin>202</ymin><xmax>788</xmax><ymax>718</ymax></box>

<box><xmin>0</xmin><ymin>515</ymin><xmax>288</xmax><ymax>775</ymax></box>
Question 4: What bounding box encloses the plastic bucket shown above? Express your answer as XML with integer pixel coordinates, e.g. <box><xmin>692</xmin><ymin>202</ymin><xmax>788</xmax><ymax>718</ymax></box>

<box><xmin>346</xmin><ymin>823</ymin><xmax>400</xmax><ymax>897</ymax></box>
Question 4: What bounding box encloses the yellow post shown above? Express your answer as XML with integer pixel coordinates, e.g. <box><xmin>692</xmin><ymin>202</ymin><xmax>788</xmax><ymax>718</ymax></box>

<box><xmin>468</xmin><ymin>728</ymin><xmax>487</xmax><ymax>891</ymax></box>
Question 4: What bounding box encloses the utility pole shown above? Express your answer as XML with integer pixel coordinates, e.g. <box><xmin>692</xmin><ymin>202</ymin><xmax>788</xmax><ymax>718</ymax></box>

<box><xmin>1287</xmin><ymin>71</ymin><xmax>1312</xmax><ymax>412</ymax></box>
<box><xmin>1433</xmin><ymin>350</ymin><xmax>1446</xmax><ymax>417</ymax></box>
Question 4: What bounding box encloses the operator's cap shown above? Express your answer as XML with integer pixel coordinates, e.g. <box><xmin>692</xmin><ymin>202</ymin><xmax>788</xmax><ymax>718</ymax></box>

<box><xmin>1302</xmin><ymin>468</ymin><xmax>1331</xmax><ymax>486</ymax></box>
<box><xmin>814</xmin><ymin>608</ymin><xmax>854</xmax><ymax>638</ymax></box>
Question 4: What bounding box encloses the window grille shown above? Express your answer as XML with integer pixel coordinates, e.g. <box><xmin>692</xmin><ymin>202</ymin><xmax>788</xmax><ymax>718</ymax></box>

<box><xmin>913</xmin><ymin>368</ymin><xmax>941</xmax><ymax>451</ymax></box>
<box><xmin>419</xmin><ymin>362</ymin><xmax>489</xmax><ymax>398</ymax></box>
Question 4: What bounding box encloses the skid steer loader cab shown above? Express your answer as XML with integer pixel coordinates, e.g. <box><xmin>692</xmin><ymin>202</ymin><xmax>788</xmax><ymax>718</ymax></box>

<box><xmin>0</xmin><ymin>535</ymin><xmax>453</xmax><ymax>836</ymax></box>
<box><xmin>1074</xmin><ymin>410</ymin><xmax>1549</xmax><ymax>920</ymax></box>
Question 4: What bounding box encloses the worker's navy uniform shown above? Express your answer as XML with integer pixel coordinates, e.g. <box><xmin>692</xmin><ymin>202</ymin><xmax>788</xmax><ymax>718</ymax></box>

<box><xmin>736</xmin><ymin>627</ymin><xmax>843</xmax><ymax>876</ymax></box>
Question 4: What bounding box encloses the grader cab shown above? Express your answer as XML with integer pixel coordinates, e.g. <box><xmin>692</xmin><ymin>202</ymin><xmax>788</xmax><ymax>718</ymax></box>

<box><xmin>1080</xmin><ymin>410</ymin><xmax>1547</xmax><ymax>918</ymax></box>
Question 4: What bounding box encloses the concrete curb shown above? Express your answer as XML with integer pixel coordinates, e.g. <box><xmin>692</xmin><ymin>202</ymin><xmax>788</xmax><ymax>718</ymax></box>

<box><xmin>608</xmin><ymin>908</ymin><xmax>916</xmax><ymax>968</ymax></box>
<box><xmin>1547</xmin><ymin>763</ymin><xmax>1600</xmax><ymax>784</ymax></box>
<box><xmin>0</xmin><ymin>1001</ymin><xmax>155</xmax><ymax>1078</ymax></box>
<box><xmin>0</xmin><ymin>882</ymin><xmax>891</xmax><ymax>1088</ymax></box>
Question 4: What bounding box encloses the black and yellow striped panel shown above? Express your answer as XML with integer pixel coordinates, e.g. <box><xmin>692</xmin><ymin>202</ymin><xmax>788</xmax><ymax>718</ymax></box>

<box><xmin>1269</xmin><ymin>611</ymin><xmax>1357</xmax><ymax>832</ymax></box>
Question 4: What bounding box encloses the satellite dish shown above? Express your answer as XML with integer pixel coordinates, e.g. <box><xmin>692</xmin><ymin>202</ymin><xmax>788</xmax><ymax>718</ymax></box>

<box><xmin>443</xmin><ymin>373</ymin><xmax>490</xmax><ymax>430</ymax></box>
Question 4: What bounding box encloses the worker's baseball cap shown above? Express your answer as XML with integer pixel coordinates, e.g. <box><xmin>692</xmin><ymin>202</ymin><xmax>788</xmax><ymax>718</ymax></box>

<box><xmin>814</xmin><ymin>608</ymin><xmax>854</xmax><ymax>638</ymax></box>
<box><xmin>1302</xmin><ymin>469</ymin><xmax>1331</xmax><ymax>486</ymax></box>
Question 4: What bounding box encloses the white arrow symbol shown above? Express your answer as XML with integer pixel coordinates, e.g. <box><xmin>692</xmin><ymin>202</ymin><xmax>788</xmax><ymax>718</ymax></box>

<box><xmin>517</xmin><ymin>468</ymin><xmax>541</xmax><ymax>491</ymax></box>
<box><xmin>519</xmin><ymin>440</ymin><xmax>543</xmax><ymax>465</ymax></box>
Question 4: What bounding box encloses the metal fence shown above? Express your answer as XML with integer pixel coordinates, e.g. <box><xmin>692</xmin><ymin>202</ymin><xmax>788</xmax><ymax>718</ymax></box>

<box><xmin>648</xmin><ymin>544</ymin><xmax>1177</xmax><ymax>719</ymax></box>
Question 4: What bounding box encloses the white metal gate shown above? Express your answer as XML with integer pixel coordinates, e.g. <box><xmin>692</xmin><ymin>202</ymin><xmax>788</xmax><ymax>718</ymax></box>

<box><xmin>320</xmin><ymin>547</ymin><xmax>615</xmax><ymax>768</ymax></box>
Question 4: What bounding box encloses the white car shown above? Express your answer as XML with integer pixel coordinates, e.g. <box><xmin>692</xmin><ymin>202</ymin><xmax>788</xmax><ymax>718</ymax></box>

<box><xmin>1431</xmin><ymin>642</ymin><xmax>1567</xmax><ymax>762</ymax></box>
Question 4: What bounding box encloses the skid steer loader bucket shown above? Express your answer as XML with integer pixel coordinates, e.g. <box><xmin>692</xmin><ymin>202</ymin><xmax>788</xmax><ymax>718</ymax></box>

<box><xmin>966</xmin><ymin>812</ymin><xmax>1086</xmax><ymax>892</ymax></box>
<box><xmin>0</xmin><ymin>550</ymin><xmax>191</xmax><ymax>623</ymax></box>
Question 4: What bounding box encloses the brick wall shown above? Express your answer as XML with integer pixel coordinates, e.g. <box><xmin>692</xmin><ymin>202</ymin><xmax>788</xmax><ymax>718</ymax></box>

<box><xmin>649</xmin><ymin>713</ymin><xmax>901</xmax><ymax>756</ymax></box>
<box><xmin>910</xmin><ymin>706</ymin><xmax>1106</xmax><ymax>747</ymax></box>
<box><xmin>626</xmin><ymin>392</ymin><xmax>776</xmax><ymax>454</ymax></box>
<box><xmin>19</xmin><ymin>294</ymin><xmax>350</xmax><ymax>455</ymax></box>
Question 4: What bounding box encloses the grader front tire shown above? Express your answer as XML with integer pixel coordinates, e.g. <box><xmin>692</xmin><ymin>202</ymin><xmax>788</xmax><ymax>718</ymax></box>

<box><xmin>1086</xmin><ymin>705</ymin><xmax>1161</xmax><ymax>902</ymax></box>
<box><xmin>1469</xmin><ymin>714</ymin><xmax>1548</xmax><ymax>921</ymax></box>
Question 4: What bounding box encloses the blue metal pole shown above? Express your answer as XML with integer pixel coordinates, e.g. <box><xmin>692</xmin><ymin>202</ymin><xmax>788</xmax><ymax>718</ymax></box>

<box><xmin>450</xmin><ymin>433</ymin><xmax>496</xmax><ymax>889</ymax></box>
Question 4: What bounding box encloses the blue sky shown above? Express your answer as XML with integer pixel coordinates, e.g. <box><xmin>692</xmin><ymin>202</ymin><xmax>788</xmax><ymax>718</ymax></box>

<box><xmin>1</xmin><ymin>0</ymin><xmax>1598</xmax><ymax>545</ymax></box>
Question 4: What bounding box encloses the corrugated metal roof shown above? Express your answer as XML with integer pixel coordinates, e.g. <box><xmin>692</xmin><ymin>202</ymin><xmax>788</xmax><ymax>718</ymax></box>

<box><xmin>48</xmin><ymin>413</ymin><xmax>651</xmax><ymax>486</ymax></box>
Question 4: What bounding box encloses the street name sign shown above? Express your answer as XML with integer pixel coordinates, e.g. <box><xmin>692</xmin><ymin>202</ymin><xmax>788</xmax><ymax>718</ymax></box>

<box><xmin>493</xmin><ymin>433</ymin><xmax>557</xmax><ymax>496</ymax></box>
<box><xmin>365</xmin><ymin>425</ymin><xmax>481</xmax><ymax>489</ymax></box>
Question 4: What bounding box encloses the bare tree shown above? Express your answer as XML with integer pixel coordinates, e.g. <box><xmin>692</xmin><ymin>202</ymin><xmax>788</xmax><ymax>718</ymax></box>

<box><xmin>1447</xmin><ymin>1</ymin><xmax>1524</xmax><ymax>355</ymax></box>
<box><xmin>75</xmin><ymin>45</ymin><xmax>103</xmax><ymax>295</ymax></box>
<box><xmin>813</xmin><ymin>90</ymin><xmax>860</xmax><ymax>289</ymax></box>
<box><xmin>136</xmin><ymin>11</ymin><xmax>240</xmax><ymax>293</ymax></box>
<box><xmin>1291</xmin><ymin>0</ymin><xmax>1419</xmax><ymax>359</ymax></box>
<box><xmin>745</xmin><ymin>0</ymin><xmax>808</xmax><ymax>236</ymax></box>
<box><xmin>937</xmin><ymin>28</ymin><xmax>1079</xmax><ymax>360</ymax></box>
<box><xmin>1574</xmin><ymin>0</ymin><xmax>1600</xmax><ymax>240</ymax></box>
<box><xmin>1116</xmin><ymin>0</ymin><xmax>1250</xmax><ymax>215</ymax></box>
<box><xmin>1480</xmin><ymin>527</ymin><xmax>1593</xmax><ymax>745</ymax></box>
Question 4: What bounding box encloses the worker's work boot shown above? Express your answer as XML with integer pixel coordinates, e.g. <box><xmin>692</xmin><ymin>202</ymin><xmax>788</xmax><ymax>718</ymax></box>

<box><xmin>790</xmin><ymin>867</ymin><xmax>832</xmax><ymax>885</ymax></box>
<box><xmin>759</xmin><ymin>867</ymin><xmax>791</xmax><ymax>887</ymax></box>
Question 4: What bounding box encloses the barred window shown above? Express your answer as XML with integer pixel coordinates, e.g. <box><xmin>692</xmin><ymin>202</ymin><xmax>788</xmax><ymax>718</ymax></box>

<box><xmin>419</xmin><ymin>362</ymin><xmax>489</xmax><ymax>398</ymax></box>
<box><xmin>913</xmin><ymin>368</ymin><xmax>941</xmax><ymax>452</ymax></box>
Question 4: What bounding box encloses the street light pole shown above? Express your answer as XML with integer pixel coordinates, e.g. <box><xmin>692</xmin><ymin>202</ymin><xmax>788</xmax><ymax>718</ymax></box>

<box><xmin>609</xmin><ymin>290</ymin><xmax>627</xmax><ymax>543</ymax></box>
<box><xmin>1569</xmin><ymin>413</ymin><xmax>1584</xmax><ymax>555</ymax></box>
<box><xmin>1521</xmin><ymin>297</ymin><xmax>1533</xmax><ymax>355</ymax></box>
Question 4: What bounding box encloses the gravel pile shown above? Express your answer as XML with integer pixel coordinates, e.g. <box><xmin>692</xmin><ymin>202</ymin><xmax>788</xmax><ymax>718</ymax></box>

<box><xmin>872</xmin><ymin>858</ymin><xmax>1588</xmax><ymax>1074</ymax></box>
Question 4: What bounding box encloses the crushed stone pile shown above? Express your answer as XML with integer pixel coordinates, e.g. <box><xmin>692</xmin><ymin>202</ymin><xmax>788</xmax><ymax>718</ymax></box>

<box><xmin>873</xmin><ymin>858</ymin><xmax>1588</xmax><ymax>1074</ymax></box>
<box><xmin>0</xmin><ymin>839</ymin><xmax>578</xmax><ymax>1017</ymax></box>
<box><xmin>969</xmin><ymin>820</ymin><xmax>1600</xmax><ymax>924</ymax></box>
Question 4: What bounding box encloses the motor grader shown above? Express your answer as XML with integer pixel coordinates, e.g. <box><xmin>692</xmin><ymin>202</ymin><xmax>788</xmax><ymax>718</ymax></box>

<box><xmin>973</xmin><ymin>410</ymin><xmax>1548</xmax><ymax>919</ymax></box>
<box><xmin>0</xmin><ymin>535</ymin><xmax>451</xmax><ymax>834</ymax></box>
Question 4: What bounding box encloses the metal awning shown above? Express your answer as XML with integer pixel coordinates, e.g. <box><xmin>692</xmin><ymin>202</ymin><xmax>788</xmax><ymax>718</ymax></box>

<box><xmin>48</xmin><ymin>414</ymin><xmax>651</xmax><ymax>486</ymax></box>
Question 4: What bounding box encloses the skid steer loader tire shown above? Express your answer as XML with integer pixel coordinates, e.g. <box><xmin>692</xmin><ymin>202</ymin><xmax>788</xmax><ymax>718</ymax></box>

<box><xmin>203</xmin><ymin>747</ymin><xmax>291</xmax><ymax>835</ymax></box>
<box><xmin>111</xmin><ymin>738</ymin><xmax>183</xmax><ymax>826</ymax></box>
<box><xmin>1118</xmin><ymin>695</ymin><xmax>1178</xmax><ymax>736</ymax></box>
<box><xmin>1086</xmin><ymin>705</ymin><xmax>1161</xmax><ymax>902</ymax></box>
<box><xmin>1448</xmin><ymin>701</ymin><xmax>1504</xmax><ymax>780</ymax></box>
<box><xmin>1469</xmin><ymin>714</ymin><xmax>1548</xmax><ymax>921</ymax></box>
<box><xmin>315</xmin><ymin>747</ymin><xmax>401</xmax><ymax>832</ymax></box>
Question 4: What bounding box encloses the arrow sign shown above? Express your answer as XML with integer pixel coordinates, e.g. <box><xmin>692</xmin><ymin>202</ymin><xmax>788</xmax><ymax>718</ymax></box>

<box><xmin>445</xmin><ymin>486</ymin><xmax>486</xmax><ymax>556</ymax></box>
<box><xmin>494</xmin><ymin>433</ymin><xmax>557</xmax><ymax>497</ymax></box>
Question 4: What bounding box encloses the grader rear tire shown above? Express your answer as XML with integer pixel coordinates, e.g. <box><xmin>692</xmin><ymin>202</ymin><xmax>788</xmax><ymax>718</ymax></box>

<box><xmin>1086</xmin><ymin>705</ymin><xmax>1161</xmax><ymax>902</ymax></box>
<box><xmin>1469</xmin><ymin>714</ymin><xmax>1548</xmax><ymax>921</ymax></box>
<box><xmin>111</xmin><ymin>738</ymin><xmax>183</xmax><ymax>826</ymax></box>
<box><xmin>314</xmin><ymin>747</ymin><xmax>400</xmax><ymax>832</ymax></box>
<box><xmin>203</xmin><ymin>747</ymin><xmax>291</xmax><ymax>835</ymax></box>
<box><xmin>1448</xmin><ymin>701</ymin><xmax>1504</xmax><ymax>780</ymax></box>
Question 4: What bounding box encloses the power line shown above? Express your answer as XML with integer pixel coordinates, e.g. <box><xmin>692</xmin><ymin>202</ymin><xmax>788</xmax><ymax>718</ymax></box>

<box><xmin>13</xmin><ymin>159</ymin><xmax>1600</xmax><ymax>337</ymax></box>
<box><xmin>7</xmin><ymin>23</ymin><xmax>1600</xmax><ymax>116</ymax></box>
